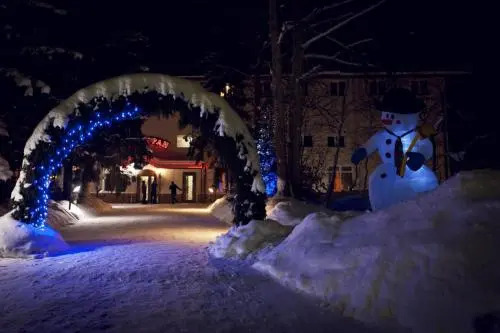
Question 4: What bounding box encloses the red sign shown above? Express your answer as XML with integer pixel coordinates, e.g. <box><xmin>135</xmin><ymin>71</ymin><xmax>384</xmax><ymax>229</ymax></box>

<box><xmin>145</xmin><ymin>137</ymin><xmax>170</xmax><ymax>152</ymax></box>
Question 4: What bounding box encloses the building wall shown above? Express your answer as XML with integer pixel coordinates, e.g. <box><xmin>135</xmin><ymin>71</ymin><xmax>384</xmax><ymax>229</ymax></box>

<box><xmin>241</xmin><ymin>72</ymin><xmax>458</xmax><ymax>194</ymax></box>
<box><xmin>299</xmin><ymin>74</ymin><xmax>448</xmax><ymax>193</ymax></box>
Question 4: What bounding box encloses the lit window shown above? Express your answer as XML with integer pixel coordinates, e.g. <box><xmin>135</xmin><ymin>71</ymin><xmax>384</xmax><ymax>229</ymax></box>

<box><xmin>177</xmin><ymin>135</ymin><xmax>192</xmax><ymax>148</ymax></box>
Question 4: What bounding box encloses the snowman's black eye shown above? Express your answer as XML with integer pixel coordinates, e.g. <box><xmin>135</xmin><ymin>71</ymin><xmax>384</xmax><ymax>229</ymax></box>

<box><xmin>391</xmin><ymin>114</ymin><xmax>395</xmax><ymax>119</ymax></box>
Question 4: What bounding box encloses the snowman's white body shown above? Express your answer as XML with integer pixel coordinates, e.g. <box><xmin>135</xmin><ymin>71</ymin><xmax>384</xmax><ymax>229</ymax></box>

<box><xmin>363</xmin><ymin>112</ymin><xmax>438</xmax><ymax>211</ymax></box>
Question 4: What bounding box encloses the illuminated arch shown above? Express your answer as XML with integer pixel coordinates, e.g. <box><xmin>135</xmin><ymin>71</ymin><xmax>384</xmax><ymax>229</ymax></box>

<box><xmin>10</xmin><ymin>74</ymin><xmax>266</xmax><ymax>226</ymax></box>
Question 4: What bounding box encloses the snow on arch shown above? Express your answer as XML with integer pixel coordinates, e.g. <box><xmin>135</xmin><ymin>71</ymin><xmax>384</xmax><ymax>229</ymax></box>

<box><xmin>11</xmin><ymin>73</ymin><xmax>265</xmax><ymax>220</ymax></box>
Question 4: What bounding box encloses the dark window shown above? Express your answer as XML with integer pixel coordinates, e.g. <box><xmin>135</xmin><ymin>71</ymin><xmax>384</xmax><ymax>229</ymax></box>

<box><xmin>420</xmin><ymin>80</ymin><xmax>429</xmax><ymax>95</ymax></box>
<box><xmin>378</xmin><ymin>81</ymin><xmax>386</xmax><ymax>95</ymax></box>
<box><xmin>411</xmin><ymin>81</ymin><xmax>419</xmax><ymax>95</ymax></box>
<box><xmin>339</xmin><ymin>82</ymin><xmax>346</xmax><ymax>96</ymax></box>
<box><xmin>262</xmin><ymin>81</ymin><xmax>272</xmax><ymax>96</ymax></box>
<box><xmin>303</xmin><ymin>136</ymin><xmax>313</xmax><ymax>147</ymax></box>
<box><xmin>369</xmin><ymin>81</ymin><xmax>377</xmax><ymax>96</ymax></box>
<box><xmin>338</xmin><ymin>136</ymin><xmax>345</xmax><ymax>147</ymax></box>
<box><xmin>410</xmin><ymin>80</ymin><xmax>428</xmax><ymax>95</ymax></box>
<box><xmin>368</xmin><ymin>80</ymin><xmax>386</xmax><ymax>96</ymax></box>
<box><xmin>327</xmin><ymin>136</ymin><xmax>345</xmax><ymax>147</ymax></box>
<box><xmin>330</xmin><ymin>81</ymin><xmax>346</xmax><ymax>96</ymax></box>
<box><xmin>342</xmin><ymin>172</ymin><xmax>353</xmax><ymax>190</ymax></box>
<box><xmin>330</xmin><ymin>82</ymin><xmax>338</xmax><ymax>96</ymax></box>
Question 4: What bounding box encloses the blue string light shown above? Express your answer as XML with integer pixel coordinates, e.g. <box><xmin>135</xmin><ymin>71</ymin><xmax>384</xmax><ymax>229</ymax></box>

<box><xmin>29</xmin><ymin>106</ymin><xmax>141</xmax><ymax>227</ymax></box>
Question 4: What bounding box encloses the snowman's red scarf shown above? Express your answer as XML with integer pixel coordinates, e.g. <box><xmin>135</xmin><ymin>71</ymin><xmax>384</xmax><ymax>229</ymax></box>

<box><xmin>384</xmin><ymin>127</ymin><xmax>416</xmax><ymax>176</ymax></box>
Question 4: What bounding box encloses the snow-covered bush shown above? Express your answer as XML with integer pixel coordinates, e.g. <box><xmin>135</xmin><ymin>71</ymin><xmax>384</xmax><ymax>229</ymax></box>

<box><xmin>208</xmin><ymin>196</ymin><xmax>234</xmax><ymax>225</ymax></box>
<box><xmin>0</xmin><ymin>213</ymin><xmax>69</xmax><ymax>257</ymax></box>
<box><xmin>208</xmin><ymin>219</ymin><xmax>292</xmax><ymax>259</ymax></box>
<box><xmin>253</xmin><ymin>170</ymin><xmax>500</xmax><ymax>333</ymax></box>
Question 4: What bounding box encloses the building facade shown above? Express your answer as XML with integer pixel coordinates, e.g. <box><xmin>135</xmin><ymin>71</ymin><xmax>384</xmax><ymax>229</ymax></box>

<box><xmin>241</xmin><ymin>71</ymin><xmax>469</xmax><ymax>194</ymax></box>
<box><xmin>98</xmin><ymin>113</ymin><xmax>226</xmax><ymax>203</ymax></box>
<box><xmin>95</xmin><ymin>71</ymin><xmax>469</xmax><ymax>202</ymax></box>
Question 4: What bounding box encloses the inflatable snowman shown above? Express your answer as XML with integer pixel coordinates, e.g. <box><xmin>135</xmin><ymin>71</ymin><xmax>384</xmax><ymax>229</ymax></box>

<box><xmin>351</xmin><ymin>88</ymin><xmax>438</xmax><ymax>210</ymax></box>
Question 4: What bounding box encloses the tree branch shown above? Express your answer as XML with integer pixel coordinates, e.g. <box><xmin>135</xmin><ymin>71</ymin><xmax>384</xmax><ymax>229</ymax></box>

<box><xmin>302</xmin><ymin>0</ymin><xmax>386</xmax><ymax>49</ymax></box>
<box><xmin>301</xmin><ymin>0</ymin><xmax>356</xmax><ymax>23</ymax></box>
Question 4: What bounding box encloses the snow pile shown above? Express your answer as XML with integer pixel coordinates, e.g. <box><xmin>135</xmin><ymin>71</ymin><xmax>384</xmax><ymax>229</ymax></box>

<box><xmin>77</xmin><ymin>196</ymin><xmax>112</xmax><ymax>215</ymax></box>
<box><xmin>12</xmin><ymin>73</ymin><xmax>264</xmax><ymax>208</ymax></box>
<box><xmin>208</xmin><ymin>196</ymin><xmax>234</xmax><ymax>225</ymax></box>
<box><xmin>0</xmin><ymin>213</ymin><xmax>69</xmax><ymax>257</ymax></box>
<box><xmin>208</xmin><ymin>219</ymin><xmax>292</xmax><ymax>259</ymax></box>
<box><xmin>253</xmin><ymin>170</ymin><xmax>500</xmax><ymax>333</ymax></box>
<box><xmin>267</xmin><ymin>197</ymin><xmax>332</xmax><ymax>226</ymax></box>
<box><xmin>46</xmin><ymin>201</ymin><xmax>79</xmax><ymax>229</ymax></box>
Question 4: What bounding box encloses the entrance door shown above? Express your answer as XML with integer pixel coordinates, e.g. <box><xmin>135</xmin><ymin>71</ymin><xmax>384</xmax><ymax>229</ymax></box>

<box><xmin>182</xmin><ymin>172</ymin><xmax>196</xmax><ymax>202</ymax></box>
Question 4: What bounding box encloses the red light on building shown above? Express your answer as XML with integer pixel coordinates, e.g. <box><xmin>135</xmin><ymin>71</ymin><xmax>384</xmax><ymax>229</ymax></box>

<box><xmin>145</xmin><ymin>137</ymin><xmax>170</xmax><ymax>153</ymax></box>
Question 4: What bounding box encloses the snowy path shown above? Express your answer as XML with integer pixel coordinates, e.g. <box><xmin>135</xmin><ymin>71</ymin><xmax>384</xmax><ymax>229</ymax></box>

<box><xmin>0</xmin><ymin>204</ymin><xmax>384</xmax><ymax>333</ymax></box>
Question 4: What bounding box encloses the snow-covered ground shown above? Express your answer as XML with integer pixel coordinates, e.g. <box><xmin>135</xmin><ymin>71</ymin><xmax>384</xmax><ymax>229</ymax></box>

<box><xmin>0</xmin><ymin>203</ymin><xmax>386</xmax><ymax>333</ymax></box>
<box><xmin>253</xmin><ymin>170</ymin><xmax>500</xmax><ymax>333</ymax></box>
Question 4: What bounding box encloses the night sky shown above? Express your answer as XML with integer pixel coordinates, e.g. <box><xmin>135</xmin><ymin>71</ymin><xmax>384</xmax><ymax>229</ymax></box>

<box><xmin>6</xmin><ymin>0</ymin><xmax>471</xmax><ymax>75</ymax></box>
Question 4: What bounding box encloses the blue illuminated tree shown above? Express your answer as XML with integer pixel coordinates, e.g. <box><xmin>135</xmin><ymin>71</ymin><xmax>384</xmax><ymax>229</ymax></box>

<box><xmin>256</xmin><ymin>104</ymin><xmax>277</xmax><ymax>196</ymax></box>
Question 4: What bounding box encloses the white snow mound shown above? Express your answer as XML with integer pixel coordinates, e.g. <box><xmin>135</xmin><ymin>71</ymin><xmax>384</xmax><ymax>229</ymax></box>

<box><xmin>0</xmin><ymin>213</ymin><xmax>69</xmax><ymax>257</ymax></box>
<box><xmin>253</xmin><ymin>170</ymin><xmax>500</xmax><ymax>333</ymax></box>
<box><xmin>77</xmin><ymin>196</ymin><xmax>112</xmax><ymax>216</ymax></box>
<box><xmin>208</xmin><ymin>196</ymin><xmax>234</xmax><ymax>225</ymax></box>
<box><xmin>267</xmin><ymin>197</ymin><xmax>333</xmax><ymax>226</ymax></box>
<box><xmin>47</xmin><ymin>200</ymin><xmax>79</xmax><ymax>229</ymax></box>
<box><xmin>208</xmin><ymin>219</ymin><xmax>292</xmax><ymax>259</ymax></box>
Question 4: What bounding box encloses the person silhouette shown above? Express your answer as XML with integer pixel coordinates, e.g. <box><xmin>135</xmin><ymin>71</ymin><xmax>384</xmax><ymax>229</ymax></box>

<box><xmin>169</xmin><ymin>181</ymin><xmax>181</xmax><ymax>204</ymax></box>
<box><xmin>150</xmin><ymin>179</ymin><xmax>158</xmax><ymax>204</ymax></box>
<box><xmin>141</xmin><ymin>180</ymin><xmax>147</xmax><ymax>204</ymax></box>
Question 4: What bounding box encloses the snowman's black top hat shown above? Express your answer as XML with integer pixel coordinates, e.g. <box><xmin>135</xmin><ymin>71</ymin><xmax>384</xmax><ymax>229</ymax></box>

<box><xmin>376</xmin><ymin>88</ymin><xmax>425</xmax><ymax>114</ymax></box>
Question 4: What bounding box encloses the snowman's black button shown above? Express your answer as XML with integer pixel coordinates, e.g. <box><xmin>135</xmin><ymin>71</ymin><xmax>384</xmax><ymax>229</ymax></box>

<box><xmin>381</xmin><ymin>173</ymin><xmax>387</xmax><ymax>179</ymax></box>
<box><xmin>386</xmin><ymin>139</ymin><xmax>392</xmax><ymax>144</ymax></box>
<box><xmin>385</xmin><ymin>152</ymin><xmax>391</xmax><ymax>158</ymax></box>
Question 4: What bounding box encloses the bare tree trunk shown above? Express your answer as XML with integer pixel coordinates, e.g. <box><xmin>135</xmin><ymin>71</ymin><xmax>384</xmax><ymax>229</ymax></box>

<box><xmin>269</xmin><ymin>0</ymin><xmax>289</xmax><ymax>196</ymax></box>
<box><xmin>288</xmin><ymin>0</ymin><xmax>306</xmax><ymax>198</ymax></box>
<box><xmin>325</xmin><ymin>87</ymin><xmax>348</xmax><ymax>206</ymax></box>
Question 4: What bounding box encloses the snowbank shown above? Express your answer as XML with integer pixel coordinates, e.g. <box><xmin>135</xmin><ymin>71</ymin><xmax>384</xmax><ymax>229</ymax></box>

<box><xmin>208</xmin><ymin>196</ymin><xmax>234</xmax><ymax>225</ymax></box>
<box><xmin>267</xmin><ymin>197</ymin><xmax>342</xmax><ymax>226</ymax></box>
<box><xmin>0</xmin><ymin>213</ymin><xmax>69</xmax><ymax>257</ymax></box>
<box><xmin>208</xmin><ymin>219</ymin><xmax>292</xmax><ymax>259</ymax></box>
<box><xmin>77</xmin><ymin>196</ymin><xmax>112</xmax><ymax>216</ymax></box>
<box><xmin>253</xmin><ymin>170</ymin><xmax>500</xmax><ymax>333</ymax></box>
<box><xmin>46</xmin><ymin>200</ymin><xmax>79</xmax><ymax>229</ymax></box>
